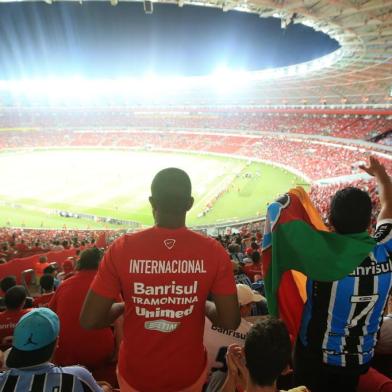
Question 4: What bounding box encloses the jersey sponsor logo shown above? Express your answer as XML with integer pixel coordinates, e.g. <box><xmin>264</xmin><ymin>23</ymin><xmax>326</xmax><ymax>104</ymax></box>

<box><xmin>137</xmin><ymin>305</ymin><xmax>194</xmax><ymax>319</ymax></box>
<box><xmin>164</xmin><ymin>239</ymin><xmax>176</xmax><ymax>250</ymax></box>
<box><xmin>145</xmin><ymin>319</ymin><xmax>180</xmax><ymax>333</ymax></box>
<box><xmin>132</xmin><ymin>281</ymin><xmax>199</xmax><ymax>323</ymax></box>
<box><xmin>134</xmin><ymin>281</ymin><xmax>198</xmax><ymax>296</ymax></box>
<box><xmin>349</xmin><ymin>260</ymin><xmax>392</xmax><ymax>277</ymax></box>
<box><xmin>211</xmin><ymin>325</ymin><xmax>247</xmax><ymax>340</ymax></box>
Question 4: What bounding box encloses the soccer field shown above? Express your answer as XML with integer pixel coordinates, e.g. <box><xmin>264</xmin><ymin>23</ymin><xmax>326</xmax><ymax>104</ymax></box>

<box><xmin>0</xmin><ymin>148</ymin><xmax>309</xmax><ymax>229</ymax></box>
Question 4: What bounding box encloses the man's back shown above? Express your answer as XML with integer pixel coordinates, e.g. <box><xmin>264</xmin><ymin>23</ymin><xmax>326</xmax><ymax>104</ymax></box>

<box><xmin>91</xmin><ymin>226</ymin><xmax>236</xmax><ymax>392</ymax></box>
<box><xmin>49</xmin><ymin>271</ymin><xmax>114</xmax><ymax>368</ymax></box>
<box><xmin>299</xmin><ymin>220</ymin><xmax>392</xmax><ymax>369</ymax></box>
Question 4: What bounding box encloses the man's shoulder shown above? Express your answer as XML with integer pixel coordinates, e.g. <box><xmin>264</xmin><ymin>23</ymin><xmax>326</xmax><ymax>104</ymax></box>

<box><xmin>0</xmin><ymin>364</ymin><xmax>99</xmax><ymax>391</ymax></box>
<box><xmin>58</xmin><ymin>365</ymin><xmax>93</xmax><ymax>377</ymax></box>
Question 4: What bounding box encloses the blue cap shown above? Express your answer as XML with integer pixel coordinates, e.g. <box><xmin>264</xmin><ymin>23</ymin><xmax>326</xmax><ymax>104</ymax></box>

<box><xmin>6</xmin><ymin>308</ymin><xmax>60</xmax><ymax>368</ymax></box>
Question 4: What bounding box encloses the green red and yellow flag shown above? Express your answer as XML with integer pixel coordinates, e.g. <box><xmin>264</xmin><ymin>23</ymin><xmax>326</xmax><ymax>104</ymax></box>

<box><xmin>262</xmin><ymin>187</ymin><xmax>376</xmax><ymax>338</ymax></box>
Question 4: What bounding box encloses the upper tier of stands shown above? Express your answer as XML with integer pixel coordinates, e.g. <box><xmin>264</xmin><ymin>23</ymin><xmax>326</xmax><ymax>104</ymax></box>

<box><xmin>1</xmin><ymin>108</ymin><xmax>392</xmax><ymax>140</ymax></box>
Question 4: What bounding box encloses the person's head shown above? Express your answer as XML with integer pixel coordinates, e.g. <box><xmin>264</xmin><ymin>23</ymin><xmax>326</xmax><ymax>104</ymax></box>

<box><xmin>245</xmin><ymin>317</ymin><xmax>291</xmax><ymax>388</ymax></box>
<box><xmin>0</xmin><ymin>258</ymin><xmax>7</xmax><ymax>265</ymax></box>
<box><xmin>228</xmin><ymin>243</ymin><xmax>240</xmax><ymax>254</ymax></box>
<box><xmin>329</xmin><ymin>187</ymin><xmax>372</xmax><ymax>234</ymax></box>
<box><xmin>38</xmin><ymin>256</ymin><xmax>48</xmax><ymax>264</ymax></box>
<box><xmin>6</xmin><ymin>308</ymin><xmax>60</xmax><ymax>368</ymax></box>
<box><xmin>4</xmin><ymin>285</ymin><xmax>27</xmax><ymax>311</ymax></box>
<box><xmin>149</xmin><ymin>168</ymin><xmax>193</xmax><ymax>227</ymax></box>
<box><xmin>236</xmin><ymin>284</ymin><xmax>263</xmax><ymax>317</ymax></box>
<box><xmin>62</xmin><ymin>259</ymin><xmax>74</xmax><ymax>274</ymax></box>
<box><xmin>39</xmin><ymin>274</ymin><xmax>54</xmax><ymax>293</ymax></box>
<box><xmin>0</xmin><ymin>275</ymin><xmax>16</xmax><ymax>294</ymax></box>
<box><xmin>43</xmin><ymin>265</ymin><xmax>57</xmax><ymax>276</ymax></box>
<box><xmin>77</xmin><ymin>247</ymin><xmax>102</xmax><ymax>271</ymax></box>
<box><xmin>251</xmin><ymin>241</ymin><xmax>259</xmax><ymax>250</ymax></box>
<box><xmin>251</xmin><ymin>251</ymin><xmax>261</xmax><ymax>264</ymax></box>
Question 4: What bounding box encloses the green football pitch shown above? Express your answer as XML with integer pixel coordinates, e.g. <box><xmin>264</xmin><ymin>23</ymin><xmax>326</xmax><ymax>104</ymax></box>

<box><xmin>0</xmin><ymin>148</ymin><xmax>309</xmax><ymax>229</ymax></box>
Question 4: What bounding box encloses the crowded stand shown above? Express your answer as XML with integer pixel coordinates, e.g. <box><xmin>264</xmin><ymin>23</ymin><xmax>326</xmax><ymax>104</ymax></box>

<box><xmin>0</xmin><ymin>129</ymin><xmax>391</xmax><ymax>181</ymax></box>
<box><xmin>0</xmin><ymin>228</ymin><xmax>119</xmax><ymax>260</ymax></box>
<box><xmin>0</xmin><ymin>112</ymin><xmax>391</xmax><ymax>391</ymax></box>
<box><xmin>310</xmin><ymin>178</ymin><xmax>380</xmax><ymax>226</ymax></box>
<box><xmin>0</xmin><ymin>157</ymin><xmax>390</xmax><ymax>392</ymax></box>
<box><xmin>1</xmin><ymin>107</ymin><xmax>392</xmax><ymax>140</ymax></box>
<box><xmin>378</xmin><ymin>132</ymin><xmax>392</xmax><ymax>146</ymax></box>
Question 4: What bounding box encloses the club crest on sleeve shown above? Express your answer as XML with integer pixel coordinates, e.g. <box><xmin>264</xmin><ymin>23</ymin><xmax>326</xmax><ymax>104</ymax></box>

<box><xmin>164</xmin><ymin>239</ymin><xmax>176</xmax><ymax>250</ymax></box>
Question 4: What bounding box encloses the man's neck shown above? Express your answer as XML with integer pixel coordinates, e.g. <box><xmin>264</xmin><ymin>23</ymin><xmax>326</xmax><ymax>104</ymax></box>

<box><xmin>155</xmin><ymin>214</ymin><xmax>186</xmax><ymax>229</ymax></box>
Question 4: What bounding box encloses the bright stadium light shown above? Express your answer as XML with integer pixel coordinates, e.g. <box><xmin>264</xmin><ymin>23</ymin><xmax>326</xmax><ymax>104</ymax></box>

<box><xmin>210</xmin><ymin>65</ymin><xmax>251</xmax><ymax>94</ymax></box>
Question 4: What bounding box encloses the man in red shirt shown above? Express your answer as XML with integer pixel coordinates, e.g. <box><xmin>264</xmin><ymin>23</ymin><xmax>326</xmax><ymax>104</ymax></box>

<box><xmin>49</xmin><ymin>248</ymin><xmax>115</xmax><ymax>369</ymax></box>
<box><xmin>81</xmin><ymin>167</ymin><xmax>240</xmax><ymax>392</ymax></box>
<box><xmin>33</xmin><ymin>274</ymin><xmax>55</xmax><ymax>307</ymax></box>
<box><xmin>243</xmin><ymin>251</ymin><xmax>262</xmax><ymax>282</ymax></box>
<box><xmin>34</xmin><ymin>255</ymin><xmax>50</xmax><ymax>282</ymax></box>
<box><xmin>0</xmin><ymin>285</ymin><xmax>31</xmax><ymax>349</ymax></box>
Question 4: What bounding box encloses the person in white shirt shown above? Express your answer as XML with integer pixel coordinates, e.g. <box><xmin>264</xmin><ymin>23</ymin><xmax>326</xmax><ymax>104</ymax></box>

<box><xmin>204</xmin><ymin>284</ymin><xmax>265</xmax><ymax>392</ymax></box>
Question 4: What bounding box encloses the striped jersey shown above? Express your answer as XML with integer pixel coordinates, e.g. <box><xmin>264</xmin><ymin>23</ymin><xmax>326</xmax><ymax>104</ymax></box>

<box><xmin>299</xmin><ymin>219</ymin><xmax>392</xmax><ymax>370</ymax></box>
<box><xmin>0</xmin><ymin>363</ymin><xmax>103</xmax><ymax>392</ymax></box>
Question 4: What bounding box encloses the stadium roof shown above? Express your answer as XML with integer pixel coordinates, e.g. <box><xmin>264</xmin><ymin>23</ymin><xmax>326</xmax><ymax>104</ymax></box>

<box><xmin>1</xmin><ymin>0</ymin><xmax>391</xmax><ymax>107</ymax></box>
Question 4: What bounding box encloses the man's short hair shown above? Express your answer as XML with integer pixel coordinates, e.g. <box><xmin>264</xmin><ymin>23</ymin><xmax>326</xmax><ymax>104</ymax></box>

<box><xmin>43</xmin><ymin>265</ymin><xmax>57</xmax><ymax>275</ymax></box>
<box><xmin>39</xmin><ymin>256</ymin><xmax>48</xmax><ymax>263</ymax></box>
<box><xmin>77</xmin><ymin>247</ymin><xmax>102</xmax><ymax>270</ymax></box>
<box><xmin>0</xmin><ymin>276</ymin><xmax>16</xmax><ymax>293</ymax></box>
<box><xmin>251</xmin><ymin>251</ymin><xmax>261</xmax><ymax>263</ymax></box>
<box><xmin>4</xmin><ymin>286</ymin><xmax>27</xmax><ymax>310</ymax></box>
<box><xmin>329</xmin><ymin>187</ymin><xmax>372</xmax><ymax>234</ymax></box>
<box><xmin>150</xmin><ymin>168</ymin><xmax>192</xmax><ymax>214</ymax></box>
<box><xmin>40</xmin><ymin>274</ymin><xmax>54</xmax><ymax>292</ymax></box>
<box><xmin>245</xmin><ymin>317</ymin><xmax>291</xmax><ymax>387</ymax></box>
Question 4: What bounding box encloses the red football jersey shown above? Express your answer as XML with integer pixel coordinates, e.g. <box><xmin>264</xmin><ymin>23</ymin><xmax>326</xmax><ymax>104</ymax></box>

<box><xmin>91</xmin><ymin>226</ymin><xmax>236</xmax><ymax>392</ymax></box>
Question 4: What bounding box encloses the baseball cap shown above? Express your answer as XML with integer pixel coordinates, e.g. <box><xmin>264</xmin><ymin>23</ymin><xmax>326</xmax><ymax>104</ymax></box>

<box><xmin>245</xmin><ymin>247</ymin><xmax>253</xmax><ymax>256</ymax></box>
<box><xmin>237</xmin><ymin>284</ymin><xmax>263</xmax><ymax>306</ymax></box>
<box><xmin>6</xmin><ymin>308</ymin><xmax>60</xmax><ymax>368</ymax></box>
<box><xmin>62</xmin><ymin>259</ymin><xmax>74</xmax><ymax>273</ymax></box>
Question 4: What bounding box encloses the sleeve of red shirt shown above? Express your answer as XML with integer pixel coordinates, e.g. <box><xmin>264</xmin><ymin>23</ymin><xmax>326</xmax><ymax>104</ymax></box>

<box><xmin>48</xmin><ymin>289</ymin><xmax>59</xmax><ymax>311</ymax></box>
<box><xmin>210</xmin><ymin>240</ymin><xmax>237</xmax><ymax>296</ymax></box>
<box><xmin>90</xmin><ymin>238</ymin><xmax>122</xmax><ymax>300</ymax></box>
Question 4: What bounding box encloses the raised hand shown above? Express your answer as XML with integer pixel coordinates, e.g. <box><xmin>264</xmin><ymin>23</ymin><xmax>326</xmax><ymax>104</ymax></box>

<box><xmin>359</xmin><ymin>156</ymin><xmax>387</xmax><ymax>177</ymax></box>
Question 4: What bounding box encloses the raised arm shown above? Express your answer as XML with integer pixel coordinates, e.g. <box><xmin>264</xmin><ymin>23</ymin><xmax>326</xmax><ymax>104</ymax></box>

<box><xmin>360</xmin><ymin>156</ymin><xmax>392</xmax><ymax>221</ymax></box>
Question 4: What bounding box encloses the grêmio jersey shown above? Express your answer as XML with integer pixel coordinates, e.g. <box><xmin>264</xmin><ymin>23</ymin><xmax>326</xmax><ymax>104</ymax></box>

<box><xmin>0</xmin><ymin>363</ymin><xmax>103</xmax><ymax>392</ymax></box>
<box><xmin>299</xmin><ymin>219</ymin><xmax>392</xmax><ymax>370</ymax></box>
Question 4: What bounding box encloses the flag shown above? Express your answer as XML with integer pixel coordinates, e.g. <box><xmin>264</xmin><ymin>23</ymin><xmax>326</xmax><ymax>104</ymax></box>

<box><xmin>262</xmin><ymin>187</ymin><xmax>376</xmax><ymax>338</ymax></box>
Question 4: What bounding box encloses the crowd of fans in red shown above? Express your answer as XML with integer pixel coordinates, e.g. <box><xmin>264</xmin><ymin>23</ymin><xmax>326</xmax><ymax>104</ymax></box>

<box><xmin>310</xmin><ymin>179</ymin><xmax>380</xmax><ymax>227</ymax></box>
<box><xmin>0</xmin><ymin>229</ymin><xmax>119</xmax><ymax>262</ymax></box>
<box><xmin>1</xmin><ymin>108</ymin><xmax>392</xmax><ymax>140</ymax></box>
<box><xmin>0</xmin><ymin>129</ymin><xmax>391</xmax><ymax>181</ymax></box>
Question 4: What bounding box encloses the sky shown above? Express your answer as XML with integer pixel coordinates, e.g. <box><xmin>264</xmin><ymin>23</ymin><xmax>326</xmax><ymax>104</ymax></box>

<box><xmin>0</xmin><ymin>2</ymin><xmax>340</xmax><ymax>79</ymax></box>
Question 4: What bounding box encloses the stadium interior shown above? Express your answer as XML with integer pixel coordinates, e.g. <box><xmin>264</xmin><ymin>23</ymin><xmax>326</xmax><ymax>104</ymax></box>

<box><xmin>0</xmin><ymin>0</ymin><xmax>391</xmax><ymax>391</ymax></box>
